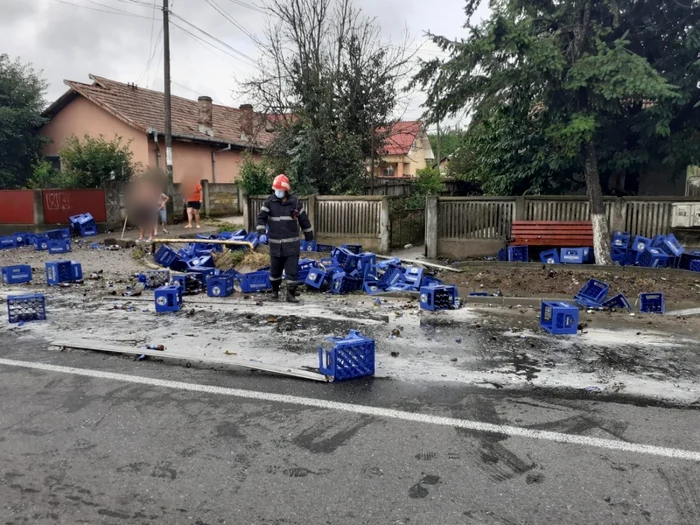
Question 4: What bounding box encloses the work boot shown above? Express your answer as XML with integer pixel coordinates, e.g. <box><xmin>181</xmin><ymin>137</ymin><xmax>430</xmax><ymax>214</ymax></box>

<box><xmin>286</xmin><ymin>283</ymin><xmax>299</xmax><ymax>304</ymax></box>
<box><xmin>271</xmin><ymin>280</ymin><xmax>281</xmax><ymax>301</ymax></box>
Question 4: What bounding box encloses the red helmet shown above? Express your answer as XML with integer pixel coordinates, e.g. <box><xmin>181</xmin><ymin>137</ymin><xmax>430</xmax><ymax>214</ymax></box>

<box><xmin>272</xmin><ymin>174</ymin><xmax>291</xmax><ymax>192</ymax></box>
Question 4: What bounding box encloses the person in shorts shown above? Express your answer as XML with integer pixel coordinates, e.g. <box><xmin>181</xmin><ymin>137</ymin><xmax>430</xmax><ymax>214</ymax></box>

<box><xmin>154</xmin><ymin>192</ymin><xmax>169</xmax><ymax>236</ymax></box>
<box><xmin>185</xmin><ymin>181</ymin><xmax>203</xmax><ymax>229</ymax></box>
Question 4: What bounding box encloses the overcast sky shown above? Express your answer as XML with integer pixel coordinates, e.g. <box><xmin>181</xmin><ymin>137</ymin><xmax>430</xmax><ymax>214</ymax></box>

<box><xmin>1</xmin><ymin>0</ymin><xmax>488</xmax><ymax>126</ymax></box>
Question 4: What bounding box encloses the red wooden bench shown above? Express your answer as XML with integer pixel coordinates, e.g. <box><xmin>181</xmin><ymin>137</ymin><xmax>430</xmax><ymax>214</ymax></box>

<box><xmin>510</xmin><ymin>221</ymin><xmax>594</xmax><ymax>247</ymax></box>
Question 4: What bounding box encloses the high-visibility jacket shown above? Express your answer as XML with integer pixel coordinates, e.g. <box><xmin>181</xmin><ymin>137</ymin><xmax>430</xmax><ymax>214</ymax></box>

<box><xmin>257</xmin><ymin>194</ymin><xmax>313</xmax><ymax>257</ymax></box>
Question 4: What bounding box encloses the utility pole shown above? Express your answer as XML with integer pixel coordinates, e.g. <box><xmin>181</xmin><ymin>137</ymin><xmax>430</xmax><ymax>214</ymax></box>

<box><xmin>436</xmin><ymin>121</ymin><xmax>441</xmax><ymax>174</ymax></box>
<box><xmin>370</xmin><ymin>123</ymin><xmax>375</xmax><ymax>193</ymax></box>
<box><xmin>162</xmin><ymin>0</ymin><xmax>175</xmax><ymax>219</ymax></box>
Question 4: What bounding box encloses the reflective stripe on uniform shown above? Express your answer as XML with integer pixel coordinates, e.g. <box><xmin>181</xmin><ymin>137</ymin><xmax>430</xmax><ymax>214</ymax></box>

<box><xmin>268</xmin><ymin>216</ymin><xmax>295</xmax><ymax>222</ymax></box>
<box><xmin>268</xmin><ymin>237</ymin><xmax>301</xmax><ymax>244</ymax></box>
<box><xmin>302</xmin><ymin>227</ymin><xmax>313</xmax><ymax>233</ymax></box>
<box><xmin>269</xmin><ymin>275</ymin><xmax>283</xmax><ymax>281</ymax></box>
<box><xmin>256</xmin><ymin>225</ymin><xmax>266</xmax><ymax>231</ymax></box>
<box><xmin>260</xmin><ymin>206</ymin><xmax>270</xmax><ymax>213</ymax></box>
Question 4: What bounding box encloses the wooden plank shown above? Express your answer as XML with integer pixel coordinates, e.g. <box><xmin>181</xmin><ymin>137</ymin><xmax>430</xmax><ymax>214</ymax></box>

<box><xmin>53</xmin><ymin>340</ymin><xmax>330</xmax><ymax>382</ymax></box>
<box><xmin>375</xmin><ymin>255</ymin><xmax>463</xmax><ymax>273</ymax></box>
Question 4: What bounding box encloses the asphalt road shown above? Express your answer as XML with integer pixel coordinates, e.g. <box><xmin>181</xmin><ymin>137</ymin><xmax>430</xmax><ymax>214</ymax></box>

<box><xmin>1</xmin><ymin>335</ymin><xmax>700</xmax><ymax>525</ymax></box>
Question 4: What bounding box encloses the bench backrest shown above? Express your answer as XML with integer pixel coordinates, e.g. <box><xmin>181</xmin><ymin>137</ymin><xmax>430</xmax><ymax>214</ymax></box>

<box><xmin>511</xmin><ymin>221</ymin><xmax>593</xmax><ymax>246</ymax></box>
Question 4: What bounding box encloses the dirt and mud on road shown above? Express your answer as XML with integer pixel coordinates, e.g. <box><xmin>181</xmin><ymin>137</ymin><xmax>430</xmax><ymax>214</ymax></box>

<box><xmin>1</xmin><ymin>243</ymin><xmax>699</xmax><ymax>407</ymax></box>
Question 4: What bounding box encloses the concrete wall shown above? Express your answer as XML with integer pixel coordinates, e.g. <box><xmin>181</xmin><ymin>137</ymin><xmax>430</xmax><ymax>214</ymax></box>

<box><xmin>202</xmin><ymin>182</ymin><xmax>242</xmax><ymax>217</ymax></box>
<box><xmin>41</xmin><ymin>96</ymin><xmax>150</xmax><ymax>166</ymax></box>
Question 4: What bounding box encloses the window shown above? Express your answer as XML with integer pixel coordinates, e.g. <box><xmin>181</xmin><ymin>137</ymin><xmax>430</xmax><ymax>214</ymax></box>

<box><xmin>45</xmin><ymin>156</ymin><xmax>61</xmax><ymax>171</ymax></box>
<box><xmin>383</xmin><ymin>166</ymin><xmax>395</xmax><ymax>177</ymax></box>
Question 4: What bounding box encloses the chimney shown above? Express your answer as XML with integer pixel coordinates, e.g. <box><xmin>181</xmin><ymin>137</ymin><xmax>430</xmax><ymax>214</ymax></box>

<box><xmin>197</xmin><ymin>96</ymin><xmax>214</xmax><ymax>137</ymax></box>
<box><xmin>239</xmin><ymin>104</ymin><xmax>254</xmax><ymax>142</ymax></box>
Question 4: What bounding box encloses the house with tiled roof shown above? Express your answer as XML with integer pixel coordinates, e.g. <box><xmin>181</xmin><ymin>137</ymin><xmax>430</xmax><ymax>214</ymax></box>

<box><xmin>370</xmin><ymin>121</ymin><xmax>435</xmax><ymax>179</ymax></box>
<box><xmin>41</xmin><ymin>75</ymin><xmax>275</xmax><ymax>184</ymax></box>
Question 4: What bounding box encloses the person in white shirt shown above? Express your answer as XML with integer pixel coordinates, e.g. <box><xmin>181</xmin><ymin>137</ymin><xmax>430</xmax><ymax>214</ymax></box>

<box><xmin>154</xmin><ymin>192</ymin><xmax>169</xmax><ymax>236</ymax></box>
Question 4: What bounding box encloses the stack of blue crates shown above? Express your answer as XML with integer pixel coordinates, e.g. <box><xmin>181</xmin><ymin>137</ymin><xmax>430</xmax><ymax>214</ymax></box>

<box><xmin>318</xmin><ymin>330</ymin><xmax>375</xmax><ymax>381</ymax></box>
<box><xmin>70</xmin><ymin>213</ymin><xmax>98</xmax><ymax>237</ymax></box>
<box><xmin>7</xmin><ymin>294</ymin><xmax>46</xmax><ymax>323</ymax></box>
<box><xmin>540</xmin><ymin>301</ymin><xmax>579</xmax><ymax>335</ymax></box>
<box><xmin>2</xmin><ymin>265</ymin><xmax>32</xmax><ymax>285</ymax></box>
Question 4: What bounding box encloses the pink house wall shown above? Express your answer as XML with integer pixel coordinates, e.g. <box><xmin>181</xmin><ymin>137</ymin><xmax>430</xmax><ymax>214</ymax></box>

<box><xmin>42</xmin><ymin>94</ymin><xmax>263</xmax><ymax>185</ymax></box>
<box><xmin>40</xmin><ymin>96</ymin><xmax>150</xmax><ymax>166</ymax></box>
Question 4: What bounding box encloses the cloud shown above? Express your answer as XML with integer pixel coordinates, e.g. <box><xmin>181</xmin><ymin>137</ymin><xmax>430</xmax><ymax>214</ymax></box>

<box><xmin>0</xmin><ymin>0</ymin><xmax>475</xmax><ymax>120</ymax></box>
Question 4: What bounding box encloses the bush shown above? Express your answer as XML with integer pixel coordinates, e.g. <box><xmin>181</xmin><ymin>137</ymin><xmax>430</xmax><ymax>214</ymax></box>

<box><xmin>59</xmin><ymin>134</ymin><xmax>141</xmax><ymax>188</ymax></box>
<box><xmin>239</xmin><ymin>155</ymin><xmax>273</xmax><ymax>196</ymax></box>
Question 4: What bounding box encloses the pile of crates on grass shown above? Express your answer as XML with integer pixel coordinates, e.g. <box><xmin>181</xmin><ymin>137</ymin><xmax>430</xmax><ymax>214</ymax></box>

<box><xmin>572</xmin><ymin>278</ymin><xmax>663</xmax><ymax>314</ymax></box>
<box><xmin>611</xmin><ymin>231</ymin><xmax>700</xmax><ymax>271</ymax></box>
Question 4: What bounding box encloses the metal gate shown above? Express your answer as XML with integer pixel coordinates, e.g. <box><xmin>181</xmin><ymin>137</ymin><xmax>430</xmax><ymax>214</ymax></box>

<box><xmin>390</xmin><ymin>208</ymin><xmax>425</xmax><ymax>249</ymax></box>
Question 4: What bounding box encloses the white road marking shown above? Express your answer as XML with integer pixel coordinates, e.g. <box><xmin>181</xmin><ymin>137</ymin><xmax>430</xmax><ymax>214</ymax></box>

<box><xmin>1</xmin><ymin>357</ymin><xmax>699</xmax><ymax>462</ymax></box>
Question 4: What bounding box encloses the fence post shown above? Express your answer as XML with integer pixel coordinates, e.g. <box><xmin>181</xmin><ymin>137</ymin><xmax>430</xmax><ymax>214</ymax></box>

<box><xmin>236</xmin><ymin>184</ymin><xmax>244</xmax><ymax>215</ymax></box>
<box><xmin>425</xmin><ymin>195</ymin><xmax>438</xmax><ymax>259</ymax></box>
<box><xmin>306</xmin><ymin>195</ymin><xmax>317</xmax><ymax>233</ymax></box>
<box><xmin>242</xmin><ymin>195</ymin><xmax>251</xmax><ymax>233</ymax></box>
<box><xmin>33</xmin><ymin>190</ymin><xmax>44</xmax><ymax>226</ymax></box>
<box><xmin>201</xmin><ymin>179</ymin><xmax>210</xmax><ymax>218</ymax></box>
<box><xmin>379</xmin><ymin>196</ymin><xmax>390</xmax><ymax>254</ymax></box>
<box><xmin>514</xmin><ymin>196</ymin><xmax>526</xmax><ymax>220</ymax></box>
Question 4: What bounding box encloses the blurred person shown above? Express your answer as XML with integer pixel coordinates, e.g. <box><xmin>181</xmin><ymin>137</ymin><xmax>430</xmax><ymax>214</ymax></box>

<box><xmin>181</xmin><ymin>174</ymin><xmax>203</xmax><ymax>229</ymax></box>
<box><xmin>154</xmin><ymin>192</ymin><xmax>169</xmax><ymax>236</ymax></box>
<box><xmin>127</xmin><ymin>170</ymin><xmax>164</xmax><ymax>243</ymax></box>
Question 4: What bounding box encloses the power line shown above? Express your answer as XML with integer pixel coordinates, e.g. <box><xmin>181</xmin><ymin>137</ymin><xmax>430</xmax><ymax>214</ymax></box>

<box><xmin>137</xmin><ymin>0</ymin><xmax>160</xmax><ymax>86</ymax></box>
<box><xmin>205</xmin><ymin>0</ymin><xmax>256</xmax><ymax>41</ymax></box>
<box><xmin>223</xmin><ymin>0</ymin><xmax>266</xmax><ymax>15</ymax></box>
<box><xmin>51</xmin><ymin>0</ymin><xmax>153</xmax><ymax>18</ymax></box>
<box><xmin>170</xmin><ymin>20</ymin><xmax>256</xmax><ymax>67</ymax></box>
<box><xmin>169</xmin><ymin>11</ymin><xmax>258</xmax><ymax>65</ymax></box>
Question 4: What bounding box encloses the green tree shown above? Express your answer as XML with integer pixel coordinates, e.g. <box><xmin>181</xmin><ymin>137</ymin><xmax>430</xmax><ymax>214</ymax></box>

<box><xmin>414</xmin><ymin>0</ymin><xmax>700</xmax><ymax>265</ymax></box>
<box><xmin>59</xmin><ymin>134</ymin><xmax>141</xmax><ymax>188</ymax></box>
<box><xmin>0</xmin><ymin>55</ymin><xmax>49</xmax><ymax>188</ymax></box>
<box><xmin>428</xmin><ymin>126</ymin><xmax>467</xmax><ymax>162</ymax></box>
<box><xmin>244</xmin><ymin>0</ymin><xmax>412</xmax><ymax>194</ymax></box>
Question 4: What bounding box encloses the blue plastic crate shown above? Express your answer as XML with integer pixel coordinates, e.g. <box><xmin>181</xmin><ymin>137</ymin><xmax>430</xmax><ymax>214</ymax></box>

<box><xmin>497</xmin><ymin>248</ymin><xmax>507</xmax><ymax>262</ymax></box>
<box><xmin>71</xmin><ymin>262</ymin><xmax>83</xmax><ymax>281</ymax></box>
<box><xmin>7</xmin><ymin>294</ymin><xmax>46</xmax><ymax>323</ymax></box>
<box><xmin>623</xmin><ymin>249</ymin><xmax>640</xmax><ymax>266</ymax></box>
<box><xmin>540</xmin><ymin>249</ymin><xmax>560</xmax><ymax>264</ymax></box>
<box><xmin>331</xmin><ymin>247</ymin><xmax>360</xmax><ymax>273</ymax></box>
<box><xmin>33</xmin><ymin>236</ymin><xmax>50</xmax><ymax>251</ymax></box>
<box><xmin>46</xmin><ymin>261</ymin><xmax>73</xmax><ymax>286</ymax></box>
<box><xmin>638</xmin><ymin>247</ymin><xmax>670</xmax><ymax>268</ymax></box>
<box><xmin>207</xmin><ymin>275</ymin><xmax>235</xmax><ymax>298</ymax></box>
<box><xmin>420</xmin><ymin>285</ymin><xmax>458</xmax><ymax>311</ymax></box>
<box><xmin>611</xmin><ymin>246</ymin><xmax>627</xmax><ymax>264</ymax></box>
<box><xmin>574</xmin><ymin>279</ymin><xmax>609</xmax><ymax>308</ymax></box>
<box><xmin>402</xmin><ymin>267</ymin><xmax>423</xmax><ymax>290</ymax></box>
<box><xmin>341</xmin><ymin>244</ymin><xmax>363</xmax><ymax>255</ymax></box>
<box><xmin>305</xmin><ymin>268</ymin><xmax>329</xmax><ymax>290</ymax></box>
<box><xmin>138</xmin><ymin>270</ymin><xmax>170</xmax><ymax>289</ymax></box>
<box><xmin>377</xmin><ymin>258</ymin><xmax>401</xmax><ymax>270</ymax></box>
<box><xmin>358</xmin><ymin>253</ymin><xmax>378</xmax><ymax>280</ymax></box>
<box><xmin>318</xmin><ymin>330</ymin><xmax>375</xmax><ymax>382</ymax></box>
<box><xmin>2</xmin><ymin>265</ymin><xmax>32</xmax><ymax>284</ymax></box>
<box><xmin>192</xmin><ymin>242</ymin><xmax>222</xmax><ymax>255</ymax></box>
<box><xmin>155</xmin><ymin>245</ymin><xmax>180</xmax><ymax>267</ymax></box>
<box><xmin>507</xmin><ymin>246</ymin><xmax>528</xmax><ymax>262</ymax></box>
<box><xmin>612</xmin><ymin>231</ymin><xmax>630</xmax><ymax>248</ymax></box>
<box><xmin>378</xmin><ymin>267</ymin><xmax>404</xmax><ymax>290</ymax></box>
<box><xmin>560</xmin><ymin>248</ymin><xmax>585</xmax><ymax>264</ymax></box>
<box><xmin>691</xmin><ymin>260</ymin><xmax>700</xmax><ymax>273</ymax></box>
<box><xmin>171</xmin><ymin>273</ymin><xmax>202</xmax><ymax>294</ymax></box>
<box><xmin>301</xmin><ymin>240</ymin><xmax>317</xmax><ymax>252</ymax></box>
<box><xmin>155</xmin><ymin>285</ymin><xmax>183</xmax><ymax>313</ymax></box>
<box><xmin>650</xmin><ymin>235</ymin><xmax>665</xmax><ymax>248</ymax></box>
<box><xmin>244</xmin><ymin>232</ymin><xmax>260</xmax><ymax>249</ymax></box>
<box><xmin>315</xmin><ymin>243</ymin><xmax>334</xmax><ymax>253</ymax></box>
<box><xmin>12</xmin><ymin>232</ymin><xmax>31</xmax><ymax>246</ymax></box>
<box><xmin>45</xmin><ymin>228</ymin><xmax>71</xmax><ymax>240</ymax></box>
<box><xmin>602</xmin><ymin>293</ymin><xmax>632</xmax><ymax>311</ymax></box>
<box><xmin>540</xmin><ymin>301</ymin><xmax>579</xmax><ymax>335</ymax></box>
<box><xmin>420</xmin><ymin>275</ymin><xmax>444</xmax><ymax>288</ymax></box>
<box><xmin>640</xmin><ymin>293</ymin><xmax>664</xmax><ymax>314</ymax></box>
<box><xmin>363</xmin><ymin>281</ymin><xmax>382</xmax><ymax>295</ymax></box>
<box><xmin>0</xmin><ymin>237</ymin><xmax>18</xmax><ymax>250</ymax></box>
<box><xmin>631</xmin><ymin>236</ymin><xmax>651</xmax><ymax>253</ymax></box>
<box><xmin>330</xmin><ymin>272</ymin><xmax>363</xmax><ymax>295</ymax></box>
<box><xmin>297</xmin><ymin>259</ymin><xmax>318</xmax><ymax>282</ymax></box>
<box><xmin>660</xmin><ymin>234</ymin><xmax>684</xmax><ymax>258</ymax></box>
<box><xmin>237</xmin><ymin>270</ymin><xmax>272</xmax><ymax>293</ymax></box>
<box><xmin>47</xmin><ymin>239</ymin><xmax>71</xmax><ymax>254</ymax></box>
<box><xmin>187</xmin><ymin>255</ymin><xmax>215</xmax><ymax>269</ymax></box>
<box><xmin>319</xmin><ymin>257</ymin><xmax>342</xmax><ymax>272</ymax></box>
<box><xmin>188</xmin><ymin>267</ymin><xmax>217</xmax><ymax>284</ymax></box>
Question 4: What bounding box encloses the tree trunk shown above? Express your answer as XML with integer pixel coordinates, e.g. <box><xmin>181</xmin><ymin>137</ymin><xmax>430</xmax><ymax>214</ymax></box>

<box><xmin>584</xmin><ymin>141</ymin><xmax>612</xmax><ymax>265</ymax></box>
